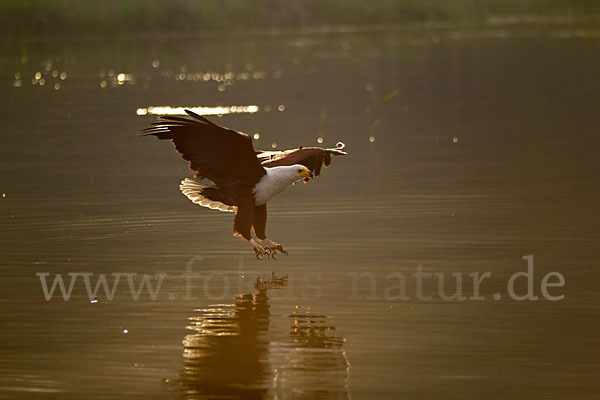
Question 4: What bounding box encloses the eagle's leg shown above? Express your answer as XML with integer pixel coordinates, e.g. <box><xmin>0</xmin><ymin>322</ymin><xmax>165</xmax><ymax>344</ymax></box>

<box><xmin>252</xmin><ymin>204</ymin><xmax>288</xmax><ymax>258</ymax></box>
<box><xmin>235</xmin><ymin>196</ymin><xmax>269</xmax><ymax>259</ymax></box>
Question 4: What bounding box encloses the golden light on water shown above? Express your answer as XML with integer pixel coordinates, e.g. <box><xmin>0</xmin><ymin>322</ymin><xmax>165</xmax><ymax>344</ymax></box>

<box><xmin>20</xmin><ymin>67</ymin><xmax>69</xmax><ymax>89</ymax></box>
<box><xmin>116</xmin><ymin>73</ymin><xmax>133</xmax><ymax>85</ymax></box>
<box><xmin>136</xmin><ymin>105</ymin><xmax>260</xmax><ymax>116</ymax></box>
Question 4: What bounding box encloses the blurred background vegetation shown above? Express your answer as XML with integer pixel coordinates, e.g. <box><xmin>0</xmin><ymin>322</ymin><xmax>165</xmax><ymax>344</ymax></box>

<box><xmin>2</xmin><ymin>0</ymin><xmax>600</xmax><ymax>38</ymax></box>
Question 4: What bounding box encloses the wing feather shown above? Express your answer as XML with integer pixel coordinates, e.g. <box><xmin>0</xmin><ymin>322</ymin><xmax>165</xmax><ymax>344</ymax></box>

<box><xmin>258</xmin><ymin>142</ymin><xmax>347</xmax><ymax>177</ymax></box>
<box><xmin>140</xmin><ymin>110</ymin><xmax>265</xmax><ymax>187</ymax></box>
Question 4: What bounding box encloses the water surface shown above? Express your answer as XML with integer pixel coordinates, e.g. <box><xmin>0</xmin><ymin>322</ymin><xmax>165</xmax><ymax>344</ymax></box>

<box><xmin>1</xmin><ymin>26</ymin><xmax>599</xmax><ymax>399</ymax></box>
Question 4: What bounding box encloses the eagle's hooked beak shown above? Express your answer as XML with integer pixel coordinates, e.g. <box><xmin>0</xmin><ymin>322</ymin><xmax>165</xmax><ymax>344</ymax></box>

<box><xmin>300</xmin><ymin>169</ymin><xmax>313</xmax><ymax>179</ymax></box>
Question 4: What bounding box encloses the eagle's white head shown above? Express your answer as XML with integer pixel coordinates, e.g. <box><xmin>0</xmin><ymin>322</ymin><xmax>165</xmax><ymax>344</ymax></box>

<box><xmin>288</xmin><ymin>164</ymin><xmax>313</xmax><ymax>181</ymax></box>
<box><xmin>267</xmin><ymin>164</ymin><xmax>312</xmax><ymax>183</ymax></box>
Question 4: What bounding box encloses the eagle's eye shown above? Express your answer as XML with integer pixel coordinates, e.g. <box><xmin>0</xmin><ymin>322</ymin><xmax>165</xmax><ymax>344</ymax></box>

<box><xmin>297</xmin><ymin>169</ymin><xmax>302</xmax><ymax>173</ymax></box>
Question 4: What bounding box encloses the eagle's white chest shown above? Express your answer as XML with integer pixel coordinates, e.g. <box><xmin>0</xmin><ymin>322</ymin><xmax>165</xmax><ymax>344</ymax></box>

<box><xmin>253</xmin><ymin>167</ymin><xmax>295</xmax><ymax>206</ymax></box>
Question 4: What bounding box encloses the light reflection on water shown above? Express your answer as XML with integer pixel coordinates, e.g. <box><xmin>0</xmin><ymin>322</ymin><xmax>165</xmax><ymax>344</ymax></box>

<box><xmin>272</xmin><ymin>308</ymin><xmax>350</xmax><ymax>399</ymax></box>
<box><xmin>178</xmin><ymin>274</ymin><xmax>349</xmax><ymax>399</ymax></box>
<box><xmin>136</xmin><ymin>105</ymin><xmax>260</xmax><ymax>116</ymax></box>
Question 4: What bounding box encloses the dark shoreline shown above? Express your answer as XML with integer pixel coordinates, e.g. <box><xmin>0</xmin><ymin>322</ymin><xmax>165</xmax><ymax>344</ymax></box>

<box><xmin>2</xmin><ymin>0</ymin><xmax>600</xmax><ymax>39</ymax></box>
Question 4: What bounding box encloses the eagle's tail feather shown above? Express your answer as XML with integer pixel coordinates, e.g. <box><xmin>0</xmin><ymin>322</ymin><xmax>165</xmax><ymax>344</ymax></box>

<box><xmin>180</xmin><ymin>178</ymin><xmax>236</xmax><ymax>213</ymax></box>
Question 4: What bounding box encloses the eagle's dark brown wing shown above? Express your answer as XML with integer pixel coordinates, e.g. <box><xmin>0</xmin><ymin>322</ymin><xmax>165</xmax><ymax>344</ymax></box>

<box><xmin>257</xmin><ymin>142</ymin><xmax>347</xmax><ymax>178</ymax></box>
<box><xmin>140</xmin><ymin>110</ymin><xmax>266</xmax><ymax>188</ymax></box>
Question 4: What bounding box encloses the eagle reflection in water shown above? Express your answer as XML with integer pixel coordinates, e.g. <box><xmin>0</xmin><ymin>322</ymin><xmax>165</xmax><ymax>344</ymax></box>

<box><xmin>177</xmin><ymin>273</ymin><xmax>350</xmax><ymax>399</ymax></box>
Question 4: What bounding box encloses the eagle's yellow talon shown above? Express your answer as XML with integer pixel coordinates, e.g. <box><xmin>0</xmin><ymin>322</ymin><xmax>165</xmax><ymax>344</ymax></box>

<box><xmin>260</xmin><ymin>240</ymin><xmax>288</xmax><ymax>258</ymax></box>
<box><xmin>252</xmin><ymin>242</ymin><xmax>268</xmax><ymax>259</ymax></box>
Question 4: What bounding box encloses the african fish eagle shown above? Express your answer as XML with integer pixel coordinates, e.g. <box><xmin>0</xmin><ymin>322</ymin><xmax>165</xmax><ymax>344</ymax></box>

<box><xmin>140</xmin><ymin>109</ymin><xmax>347</xmax><ymax>258</ymax></box>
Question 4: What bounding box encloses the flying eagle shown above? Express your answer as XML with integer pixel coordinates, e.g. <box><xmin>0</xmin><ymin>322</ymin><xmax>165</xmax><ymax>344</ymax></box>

<box><xmin>140</xmin><ymin>109</ymin><xmax>347</xmax><ymax>258</ymax></box>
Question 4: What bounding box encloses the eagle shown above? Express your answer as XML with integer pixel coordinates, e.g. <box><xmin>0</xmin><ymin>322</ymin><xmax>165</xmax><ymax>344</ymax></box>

<box><xmin>140</xmin><ymin>109</ymin><xmax>347</xmax><ymax>258</ymax></box>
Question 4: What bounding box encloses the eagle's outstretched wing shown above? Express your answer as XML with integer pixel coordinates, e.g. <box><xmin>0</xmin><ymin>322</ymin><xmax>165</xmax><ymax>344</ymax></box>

<box><xmin>257</xmin><ymin>142</ymin><xmax>347</xmax><ymax>178</ymax></box>
<box><xmin>140</xmin><ymin>110</ymin><xmax>266</xmax><ymax>187</ymax></box>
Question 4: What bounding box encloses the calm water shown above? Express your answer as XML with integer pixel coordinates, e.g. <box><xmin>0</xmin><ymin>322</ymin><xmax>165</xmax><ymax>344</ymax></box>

<box><xmin>1</xmin><ymin>26</ymin><xmax>599</xmax><ymax>399</ymax></box>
